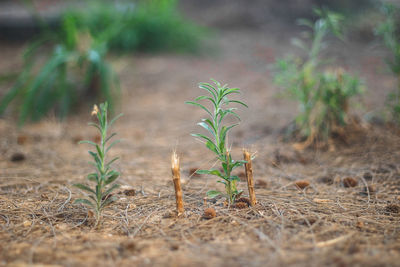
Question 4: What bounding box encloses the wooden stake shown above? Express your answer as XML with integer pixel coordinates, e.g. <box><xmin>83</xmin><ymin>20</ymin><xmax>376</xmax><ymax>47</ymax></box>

<box><xmin>171</xmin><ymin>152</ymin><xmax>184</xmax><ymax>215</ymax></box>
<box><xmin>243</xmin><ymin>150</ymin><xmax>257</xmax><ymax>206</ymax></box>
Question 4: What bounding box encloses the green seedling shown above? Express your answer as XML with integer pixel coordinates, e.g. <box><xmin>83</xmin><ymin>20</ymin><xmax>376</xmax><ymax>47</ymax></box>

<box><xmin>186</xmin><ymin>79</ymin><xmax>248</xmax><ymax>205</ymax></box>
<box><xmin>74</xmin><ymin>102</ymin><xmax>122</xmax><ymax>227</ymax></box>
<box><xmin>274</xmin><ymin>8</ymin><xmax>363</xmax><ymax>147</ymax></box>
<box><xmin>375</xmin><ymin>3</ymin><xmax>400</xmax><ymax>125</ymax></box>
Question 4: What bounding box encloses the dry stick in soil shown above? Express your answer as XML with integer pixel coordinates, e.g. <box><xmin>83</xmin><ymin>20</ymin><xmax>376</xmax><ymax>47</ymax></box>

<box><xmin>243</xmin><ymin>150</ymin><xmax>257</xmax><ymax>206</ymax></box>
<box><xmin>171</xmin><ymin>152</ymin><xmax>184</xmax><ymax>215</ymax></box>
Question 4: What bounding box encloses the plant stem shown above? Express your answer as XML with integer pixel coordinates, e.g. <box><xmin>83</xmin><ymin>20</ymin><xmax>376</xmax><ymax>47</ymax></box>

<box><xmin>243</xmin><ymin>150</ymin><xmax>257</xmax><ymax>207</ymax></box>
<box><xmin>171</xmin><ymin>152</ymin><xmax>184</xmax><ymax>215</ymax></box>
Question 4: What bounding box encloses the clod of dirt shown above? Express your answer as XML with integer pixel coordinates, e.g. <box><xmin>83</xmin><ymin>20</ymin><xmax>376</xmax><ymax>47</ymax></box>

<box><xmin>120</xmin><ymin>240</ymin><xmax>137</xmax><ymax>254</ymax></box>
<box><xmin>343</xmin><ymin>177</ymin><xmax>358</xmax><ymax>188</ymax></box>
<box><xmin>363</xmin><ymin>172</ymin><xmax>373</xmax><ymax>181</ymax></box>
<box><xmin>17</xmin><ymin>135</ymin><xmax>28</xmax><ymax>145</ymax></box>
<box><xmin>362</xmin><ymin>185</ymin><xmax>376</xmax><ymax>195</ymax></box>
<box><xmin>123</xmin><ymin>189</ymin><xmax>136</xmax><ymax>196</ymax></box>
<box><xmin>236</xmin><ymin>197</ymin><xmax>251</xmax><ymax>207</ymax></box>
<box><xmin>295</xmin><ymin>180</ymin><xmax>310</xmax><ymax>189</ymax></box>
<box><xmin>170</xmin><ymin>243</ymin><xmax>179</xmax><ymax>251</ymax></box>
<box><xmin>203</xmin><ymin>207</ymin><xmax>216</xmax><ymax>219</ymax></box>
<box><xmin>189</xmin><ymin>167</ymin><xmax>201</xmax><ymax>177</ymax></box>
<box><xmin>10</xmin><ymin>152</ymin><xmax>25</xmax><ymax>162</ymax></box>
<box><xmin>356</xmin><ymin>221</ymin><xmax>364</xmax><ymax>229</ymax></box>
<box><xmin>385</xmin><ymin>204</ymin><xmax>400</xmax><ymax>214</ymax></box>
<box><xmin>234</xmin><ymin>202</ymin><xmax>248</xmax><ymax>209</ymax></box>
<box><xmin>317</xmin><ymin>176</ymin><xmax>334</xmax><ymax>185</ymax></box>
<box><xmin>255</xmin><ymin>179</ymin><xmax>268</xmax><ymax>188</ymax></box>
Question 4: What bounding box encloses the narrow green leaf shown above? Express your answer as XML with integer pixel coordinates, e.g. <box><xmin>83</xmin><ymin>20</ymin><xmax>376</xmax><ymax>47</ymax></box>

<box><xmin>206</xmin><ymin>190</ymin><xmax>222</xmax><ymax>199</ymax></box>
<box><xmin>105</xmin><ymin>133</ymin><xmax>117</xmax><ymax>144</ymax></box>
<box><xmin>89</xmin><ymin>151</ymin><xmax>102</xmax><ymax>168</ymax></box>
<box><xmin>228</xmin><ymin>100</ymin><xmax>248</xmax><ymax>108</ymax></box>
<box><xmin>196</xmin><ymin>169</ymin><xmax>224</xmax><ymax>178</ymax></box>
<box><xmin>74</xmin><ymin>198</ymin><xmax>94</xmax><ymax>207</ymax></box>
<box><xmin>87</xmin><ymin>173</ymin><xmax>98</xmax><ymax>182</ymax></box>
<box><xmin>96</xmin><ymin>144</ymin><xmax>103</xmax><ymax>160</ymax></box>
<box><xmin>79</xmin><ymin>140</ymin><xmax>97</xmax><ymax>146</ymax></box>
<box><xmin>199</xmin><ymin>83</ymin><xmax>217</xmax><ymax>99</ymax></box>
<box><xmin>109</xmin><ymin>113</ymin><xmax>123</xmax><ymax>128</ymax></box>
<box><xmin>73</xmin><ymin>183</ymin><xmax>96</xmax><ymax>194</ymax></box>
<box><xmin>88</xmin><ymin>122</ymin><xmax>101</xmax><ymax>131</ymax></box>
<box><xmin>206</xmin><ymin>140</ymin><xmax>219</xmax><ymax>155</ymax></box>
<box><xmin>219</xmin><ymin>124</ymin><xmax>238</xmax><ymax>152</ymax></box>
<box><xmin>221</xmin><ymin>88</ymin><xmax>240</xmax><ymax>99</ymax></box>
<box><xmin>217</xmin><ymin>180</ymin><xmax>227</xmax><ymax>186</ymax></box>
<box><xmin>198</xmin><ymin>121</ymin><xmax>216</xmax><ymax>137</ymax></box>
<box><xmin>105</xmin><ymin>172</ymin><xmax>119</xmax><ymax>185</ymax></box>
<box><xmin>106</xmin><ymin>139</ymin><xmax>121</xmax><ymax>153</ymax></box>
<box><xmin>106</xmin><ymin>157</ymin><xmax>119</xmax><ymax>168</ymax></box>
<box><xmin>191</xmin><ymin>133</ymin><xmax>216</xmax><ymax>147</ymax></box>
<box><xmin>185</xmin><ymin>101</ymin><xmax>212</xmax><ymax>117</ymax></box>
<box><xmin>195</xmin><ymin>95</ymin><xmax>217</xmax><ymax>106</ymax></box>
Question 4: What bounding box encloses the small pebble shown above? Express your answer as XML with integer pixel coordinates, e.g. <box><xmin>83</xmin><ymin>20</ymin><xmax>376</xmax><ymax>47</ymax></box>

<box><xmin>203</xmin><ymin>207</ymin><xmax>216</xmax><ymax>219</ymax></box>
<box><xmin>10</xmin><ymin>153</ymin><xmax>25</xmax><ymax>162</ymax></box>
<box><xmin>295</xmin><ymin>180</ymin><xmax>310</xmax><ymax>189</ymax></box>
<box><xmin>343</xmin><ymin>177</ymin><xmax>358</xmax><ymax>188</ymax></box>
<box><xmin>255</xmin><ymin>180</ymin><xmax>268</xmax><ymax>188</ymax></box>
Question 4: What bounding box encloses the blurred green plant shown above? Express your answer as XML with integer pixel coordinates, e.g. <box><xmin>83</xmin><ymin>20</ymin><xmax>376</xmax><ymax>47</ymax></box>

<box><xmin>274</xmin><ymin>8</ymin><xmax>363</xmax><ymax>148</ymax></box>
<box><xmin>375</xmin><ymin>3</ymin><xmax>400</xmax><ymax>125</ymax></box>
<box><xmin>0</xmin><ymin>14</ymin><xmax>119</xmax><ymax>125</ymax></box>
<box><xmin>74</xmin><ymin>102</ymin><xmax>122</xmax><ymax>227</ymax></box>
<box><xmin>71</xmin><ymin>0</ymin><xmax>204</xmax><ymax>53</ymax></box>
<box><xmin>186</xmin><ymin>80</ymin><xmax>248</xmax><ymax>205</ymax></box>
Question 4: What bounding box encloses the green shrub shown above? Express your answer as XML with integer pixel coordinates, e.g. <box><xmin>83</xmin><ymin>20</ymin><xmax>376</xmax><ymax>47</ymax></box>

<box><xmin>274</xmin><ymin>9</ymin><xmax>363</xmax><ymax>147</ymax></box>
<box><xmin>186</xmin><ymin>79</ymin><xmax>248</xmax><ymax>205</ymax></box>
<box><xmin>0</xmin><ymin>14</ymin><xmax>119</xmax><ymax>125</ymax></box>
<box><xmin>375</xmin><ymin>3</ymin><xmax>400</xmax><ymax>125</ymax></box>
<box><xmin>71</xmin><ymin>0</ymin><xmax>204</xmax><ymax>53</ymax></box>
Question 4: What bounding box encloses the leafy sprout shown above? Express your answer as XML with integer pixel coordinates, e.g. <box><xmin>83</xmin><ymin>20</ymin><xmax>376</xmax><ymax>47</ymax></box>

<box><xmin>74</xmin><ymin>102</ymin><xmax>122</xmax><ymax>227</ymax></box>
<box><xmin>186</xmin><ymin>79</ymin><xmax>248</xmax><ymax>205</ymax></box>
<box><xmin>274</xmin><ymin>8</ymin><xmax>363</xmax><ymax>146</ymax></box>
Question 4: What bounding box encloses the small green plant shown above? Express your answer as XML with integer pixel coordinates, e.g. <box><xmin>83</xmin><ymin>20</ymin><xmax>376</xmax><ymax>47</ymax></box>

<box><xmin>274</xmin><ymin>8</ymin><xmax>363</xmax><ymax>147</ymax></box>
<box><xmin>375</xmin><ymin>3</ymin><xmax>400</xmax><ymax>124</ymax></box>
<box><xmin>186</xmin><ymin>80</ymin><xmax>248</xmax><ymax>205</ymax></box>
<box><xmin>0</xmin><ymin>14</ymin><xmax>119</xmax><ymax>125</ymax></box>
<box><xmin>74</xmin><ymin>102</ymin><xmax>122</xmax><ymax>227</ymax></box>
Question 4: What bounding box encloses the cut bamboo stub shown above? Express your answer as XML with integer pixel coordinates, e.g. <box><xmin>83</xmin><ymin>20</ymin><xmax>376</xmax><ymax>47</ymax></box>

<box><xmin>243</xmin><ymin>150</ymin><xmax>257</xmax><ymax>206</ymax></box>
<box><xmin>171</xmin><ymin>152</ymin><xmax>184</xmax><ymax>215</ymax></box>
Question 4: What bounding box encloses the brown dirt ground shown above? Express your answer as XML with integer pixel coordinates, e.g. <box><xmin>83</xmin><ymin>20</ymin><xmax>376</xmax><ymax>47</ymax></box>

<box><xmin>1</xmin><ymin>10</ymin><xmax>400</xmax><ymax>267</ymax></box>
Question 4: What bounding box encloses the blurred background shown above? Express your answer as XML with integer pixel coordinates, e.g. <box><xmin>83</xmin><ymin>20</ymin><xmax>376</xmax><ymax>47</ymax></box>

<box><xmin>0</xmin><ymin>0</ymin><xmax>397</xmax><ymax>126</ymax></box>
